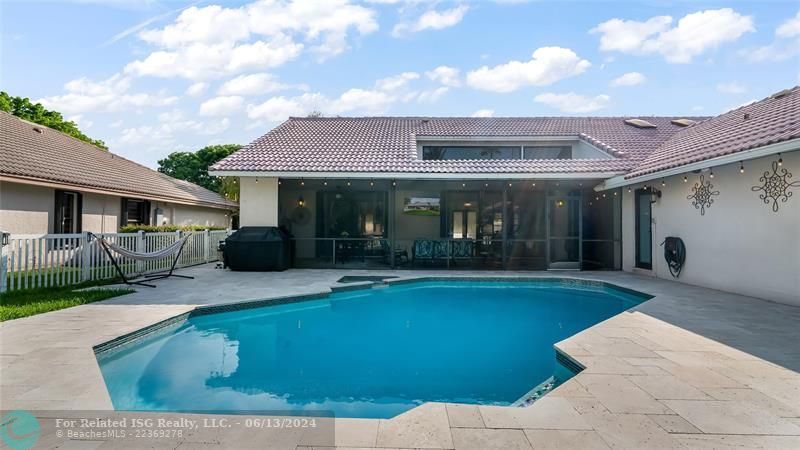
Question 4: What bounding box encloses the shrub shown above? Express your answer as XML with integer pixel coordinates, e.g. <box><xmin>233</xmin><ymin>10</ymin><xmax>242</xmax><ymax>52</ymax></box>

<box><xmin>119</xmin><ymin>224</ymin><xmax>228</xmax><ymax>233</ymax></box>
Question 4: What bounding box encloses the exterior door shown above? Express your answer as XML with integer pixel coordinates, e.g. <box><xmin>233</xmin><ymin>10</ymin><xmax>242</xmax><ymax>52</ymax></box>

<box><xmin>547</xmin><ymin>194</ymin><xmax>581</xmax><ymax>270</ymax></box>
<box><xmin>54</xmin><ymin>190</ymin><xmax>82</xmax><ymax>234</ymax></box>
<box><xmin>635</xmin><ymin>189</ymin><xmax>653</xmax><ymax>269</ymax></box>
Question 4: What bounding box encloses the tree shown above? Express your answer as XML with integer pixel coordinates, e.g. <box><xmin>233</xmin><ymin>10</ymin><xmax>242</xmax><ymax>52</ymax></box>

<box><xmin>0</xmin><ymin>91</ymin><xmax>107</xmax><ymax>149</ymax></box>
<box><xmin>158</xmin><ymin>144</ymin><xmax>241</xmax><ymax>196</ymax></box>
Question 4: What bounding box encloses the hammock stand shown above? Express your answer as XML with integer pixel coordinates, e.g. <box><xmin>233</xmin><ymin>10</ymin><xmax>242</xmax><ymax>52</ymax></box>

<box><xmin>90</xmin><ymin>233</ymin><xmax>195</xmax><ymax>288</ymax></box>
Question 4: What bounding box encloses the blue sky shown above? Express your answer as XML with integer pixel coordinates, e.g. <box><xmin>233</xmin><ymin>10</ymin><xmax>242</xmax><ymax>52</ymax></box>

<box><xmin>2</xmin><ymin>0</ymin><xmax>798</xmax><ymax>168</ymax></box>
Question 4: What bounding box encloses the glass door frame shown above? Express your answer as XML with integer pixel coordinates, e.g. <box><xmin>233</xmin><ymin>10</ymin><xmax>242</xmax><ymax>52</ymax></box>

<box><xmin>634</xmin><ymin>188</ymin><xmax>653</xmax><ymax>270</ymax></box>
<box><xmin>545</xmin><ymin>191</ymin><xmax>582</xmax><ymax>270</ymax></box>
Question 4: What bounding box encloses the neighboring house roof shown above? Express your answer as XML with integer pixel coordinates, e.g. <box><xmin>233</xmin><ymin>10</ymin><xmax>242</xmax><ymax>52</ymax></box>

<box><xmin>0</xmin><ymin>111</ymin><xmax>236</xmax><ymax>209</ymax></box>
<box><xmin>212</xmin><ymin>116</ymin><xmax>702</xmax><ymax>175</ymax></box>
<box><xmin>625</xmin><ymin>86</ymin><xmax>800</xmax><ymax>179</ymax></box>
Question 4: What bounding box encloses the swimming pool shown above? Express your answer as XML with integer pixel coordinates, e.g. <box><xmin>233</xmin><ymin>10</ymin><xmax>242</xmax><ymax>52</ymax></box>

<box><xmin>96</xmin><ymin>279</ymin><xmax>648</xmax><ymax>418</ymax></box>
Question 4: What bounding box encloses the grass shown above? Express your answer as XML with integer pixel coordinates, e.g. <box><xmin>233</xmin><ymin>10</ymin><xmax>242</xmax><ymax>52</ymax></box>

<box><xmin>0</xmin><ymin>282</ymin><xmax>133</xmax><ymax>321</ymax></box>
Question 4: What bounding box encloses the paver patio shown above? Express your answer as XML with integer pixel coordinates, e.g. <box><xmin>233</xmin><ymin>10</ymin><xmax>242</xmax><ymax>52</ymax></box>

<box><xmin>1</xmin><ymin>265</ymin><xmax>799</xmax><ymax>449</ymax></box>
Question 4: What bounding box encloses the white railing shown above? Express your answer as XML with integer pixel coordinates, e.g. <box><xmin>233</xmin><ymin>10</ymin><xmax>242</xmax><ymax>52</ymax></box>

<box><xmin>0</xmin><ymin>229</ymin><xmax>231</xmax><ymax>292</ymax></box>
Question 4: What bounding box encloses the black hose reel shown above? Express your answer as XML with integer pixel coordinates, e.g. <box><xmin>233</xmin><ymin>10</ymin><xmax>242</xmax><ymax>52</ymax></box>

<box><xmin>661</xmin><ymin>237</ymin><xmax>686</xmax><ymax>278</ymax></box>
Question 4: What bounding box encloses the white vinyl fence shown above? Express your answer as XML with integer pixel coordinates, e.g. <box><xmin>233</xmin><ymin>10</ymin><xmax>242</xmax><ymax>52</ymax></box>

<box><xmin>0</xmin><ymin>229</ymin><xmax>230</xmax><ymax>292</ymax></box>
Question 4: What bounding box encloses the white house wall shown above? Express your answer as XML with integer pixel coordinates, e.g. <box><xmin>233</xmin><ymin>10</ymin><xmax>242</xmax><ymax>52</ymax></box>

<box><xmin>240</xmin><ymin>177</ymin><xmax>279</xmax><ymax>227</ymax></box>
<box><xmin>621</xmin><ymin>150</ymin><xmax>800</xmax><ymax>306</ymax></box>
<box><xmin>0</xmin><ymin>181</ymin><xmax>53</xmax><ymax>234</ymax></box>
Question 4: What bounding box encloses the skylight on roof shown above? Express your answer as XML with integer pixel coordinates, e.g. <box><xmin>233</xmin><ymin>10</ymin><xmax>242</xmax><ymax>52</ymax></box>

<box><xmin>670</xmin><ymin>118</ymin><xmax>697</xmax><ymax>127</ymax></box>
<box><xmin>624</xmin><ymin>119</ymin><xmax>657</xmax><ymax>129</ymax></box>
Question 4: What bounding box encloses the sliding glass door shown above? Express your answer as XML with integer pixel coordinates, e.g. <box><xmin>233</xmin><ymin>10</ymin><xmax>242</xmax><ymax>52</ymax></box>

<box><xmin>547</xmin><ymin>192</ymin><xmax>581</xmax><ymax>270</ymax></box>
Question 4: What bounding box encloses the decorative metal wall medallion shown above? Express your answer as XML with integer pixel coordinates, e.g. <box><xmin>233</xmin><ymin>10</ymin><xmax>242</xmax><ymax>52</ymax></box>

<box><xmin>687</xmin><ymin>175</ymin><xmax>719</xmax><ymax>215</ymax></box>
<box><xmin>751</xmin><ymin>160</ymin><xmax>800</xmax><ymax>212</ymax></box>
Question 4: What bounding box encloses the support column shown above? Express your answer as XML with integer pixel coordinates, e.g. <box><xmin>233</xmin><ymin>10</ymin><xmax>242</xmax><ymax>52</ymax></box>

<box><xmin>239</xmin><ymin>177</ymin><xmax>279</xmax><ymax>226</ymax></box>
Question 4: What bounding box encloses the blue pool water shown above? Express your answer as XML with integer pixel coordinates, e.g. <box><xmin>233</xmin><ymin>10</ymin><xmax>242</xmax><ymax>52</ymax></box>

<box><xmin>97</xmin><ymin>280</ymin><xmax>648</xmax><ymax>418</ymax></box>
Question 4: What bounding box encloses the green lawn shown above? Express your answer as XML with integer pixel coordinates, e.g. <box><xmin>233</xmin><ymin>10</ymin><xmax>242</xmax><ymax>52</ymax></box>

<box><xmin>0</xmin><ymin>284</ymin><xmax>133</xmax><ymax>321</ymax></box>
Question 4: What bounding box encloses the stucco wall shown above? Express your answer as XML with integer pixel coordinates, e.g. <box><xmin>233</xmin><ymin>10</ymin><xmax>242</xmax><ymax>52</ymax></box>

<box><xmin>240</xmin><ymin>177</ymin><xmax>279</xmax><ymax>227</ymax></box>
<box><xmin>621</xmin><ymin>150</ymin><xmax>800</xmax><ymax>306</ymax></box>
<box><xmin>0</xmin><ymin>181</ymin><xmax>53</xmax><ymax>234</ymax></box>
<box><xmin>82</xmin><ymin>192</ymin><xmax>120</xmax><ymax>233</ymax></box>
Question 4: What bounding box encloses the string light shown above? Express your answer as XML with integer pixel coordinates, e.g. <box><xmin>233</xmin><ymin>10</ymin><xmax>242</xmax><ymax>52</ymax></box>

<box><xmin>683</xmin><ymin>175</ymin><xmax>688</xmax><ymax>183</ymax></box>
<box><xmin>323</xmin><ymin>180</ymin><xmax>328</xmax><ymax>186</ymax></box>
<box><xmin>739</xmin><ymin>162</ymin><xmax>745</xmax><ymax>174</ymax></box>
<box><xmin>508</xmin><ymin>182</ymin><xmax>512</xmax><ymax>187</ymax></box>
<box><xmin>300</xmin><ymin>179</ymin><xmax>305</xmax><ymax>186</ymax></box>
<box><xmin>778</xmin><ymin>153</ymin><xmax>783</xmax><ymax>166</ymax></box>
<box><xmin>709</xmin><ymin>168</ymin><xmax>714</xmax><ymax>179</ymax></box>
<box><xmin>627</xmin><ymin>187</ymin><xmax>632</xmax><ymax>193</ymax></box>
<box><xmin>392</xmin><ymin>180</ymin><xmax>396</xmax><ymax>186</ymax></box>
<box><xmin>370</xmin><ymin>179</ymin><xmax>374</xmax><ymax>187</ymax></box>
<box><xmin>462</xmin><ymin>182</ymin><xmax>466</xmax><ymax>187</ymax></box>
<box><xmin>661</xmin><ymin>179</ymin><xmax>666</xmax><ymax>187</ymax></box>
<box><xmin>614</xmin><ymin>191</ymin><xmax>618</xmax><ymax>196</ymax></box>
<box><xmin>602</xmin><ymin>193</ymin><xmax>606</xmax><ymax>198</ymax></box>
<box><xmin>346</xmin><ymin>180</ymin><xmax>351</xmax><ymax>186</ymax></box>
<box><xmin>531</xmin><ymin>182</ymin><xmax>536</xmax><ymax>187</ymax></box>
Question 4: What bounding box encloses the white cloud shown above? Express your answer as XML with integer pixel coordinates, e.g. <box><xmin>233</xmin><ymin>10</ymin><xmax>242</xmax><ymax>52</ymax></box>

<box><xmin>777</xmin><ymin>11</ymin><xmax>800</xmax><ymax>38</ymax></box>
<box><xmin>415</xmin><ymin>87</ymin><xmax>449</xmax><ymax>103</ymax></box>
<box><xmin>68</xmin><ymin>114</ymin><xmax>93</xmax><ymax>129</ymax></box>
<box><xmin>534</xmin><ymin>92</ymin><xmax>611</xmax><ymax>113</ymax></box>
<box><xmin>125</xmin><ymin>36</ymin><xmax>304</xmax><ymax>80</ymax></box>
<box><xmin>425</xmin><ymin>65</ymin><xmax>461</xmax><ymax>87</ymax></box>
<box><xmin>471</xmin><ymin>109</ymin><xmax>494</xmax><ymax>117</ymax></box>
<box><xmin>466</xmin><ymin>47</ymin><xmax>591</xmax><ymax>93</ymax></box>
<box><xmin>199</xmin><ymin>96</ymin><xmax>244</xmax><ymax>116</ymax></box>
<box><xmin>127</xmin><ymin>0</ymin><xmax>379</xmax><ymax>80</ymax></box>
<box><xmin>334</xmin><ymin>88</ymin><xmax>394</xmax><ymax>113</ymax></box>
<box><xmin>375</xmin><ymin>72</ymin><xmax>420</xmax><ymax>92</ymax></box>
<box><xmin>740</xmin><ymin>12</ymin><xmax>800</xmax><ymax>62</ymax></box>
<box><xmin>218</xmin><ymin>73</ymin><xmax>301</xmax><ymax>96</ymax></box>
<box><xmin>609</xmin><ymin>72</ymin><xmax>646</xmax><ymax>87</ymax></box>
<box><xmin>716</xmin><ymin>82</ymin><xmax>747</xmax><ymax>94</ymax></box>
<box><xmin>185</xmin><ymin>82</ymin><xmax>209</xmax><ymax>97</ymax></box>
<box><xmin>392</xmin><ymin>5</ymin><xmax>469</xmax><ymax>37</ymax></box>
<box><xmin>37</xmin><ymin>73</ymin><xmax>178</xmax><ymax>114</ymax></box>
<box><xmin>246</xmin><ymin>85</ymin><xmax>397</xmax><ymax>123</ymax></box>
<box><xmin>692</xmin><ymin>105</ymin><xmax>704</xmax><ymax>112</ymax></box>
<box><xmin>591</xmin><ymin>9</ymin><xmax>754</xmax><ymax>63</ymax></box>
<box><xmin>116</xmin><ymin>110</ymin><xmax>230</xmax><ymax>155</ymax></box>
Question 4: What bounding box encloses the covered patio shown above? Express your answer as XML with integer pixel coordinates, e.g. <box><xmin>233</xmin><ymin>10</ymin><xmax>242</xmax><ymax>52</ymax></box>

<box><xmin>275</xmin><ymin>178</ymin><xmax>622</xmax><ymax>271</ymax></box>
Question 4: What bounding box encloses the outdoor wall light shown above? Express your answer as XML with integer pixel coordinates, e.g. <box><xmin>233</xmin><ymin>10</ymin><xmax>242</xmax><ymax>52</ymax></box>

<box><xmin>297</xmin><ymin>196</ymin><xmax>305</xmax><ymax>207</ymax></box>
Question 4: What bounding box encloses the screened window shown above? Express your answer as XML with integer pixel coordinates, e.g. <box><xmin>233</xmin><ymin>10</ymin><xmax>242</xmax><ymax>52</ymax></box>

<box><xmin>523</xmin><ymin>146</ymin><xmax>571</xmax><ymax>159</ymax></box>
<box><xmin>422</xmin><ymin>146</ymin><xmax>521</xmax><ymax>160</ymax></box>
<box><xmin>121</xmin><ymin>198</ymin><xmax>151</xmax><ymax>226</ymax></box>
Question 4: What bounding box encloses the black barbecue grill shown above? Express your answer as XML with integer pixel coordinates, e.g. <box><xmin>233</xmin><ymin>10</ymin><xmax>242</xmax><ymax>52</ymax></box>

<box><xmin>223</xmin><ymin>227</ymin><xmax>291</xmax><ymax>271</ymax></box>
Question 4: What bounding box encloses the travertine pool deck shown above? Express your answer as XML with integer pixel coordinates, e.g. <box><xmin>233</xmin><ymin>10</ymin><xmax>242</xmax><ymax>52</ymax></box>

<box><xmin>2</xmin><ymin>265</ymin><xmax>799</xmax><ymax>449</ymax></box>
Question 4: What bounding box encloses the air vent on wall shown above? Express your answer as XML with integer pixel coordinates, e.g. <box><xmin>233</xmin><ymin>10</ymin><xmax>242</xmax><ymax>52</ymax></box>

<box><xmin>670</xmin><ymin>118</ymin><xmax>697</xmax><ymax>127</ymax></box>
<box><xmin>624</xmin><ymin>118</ymin><xmax>657</xmax><ymax>129</ymax></box>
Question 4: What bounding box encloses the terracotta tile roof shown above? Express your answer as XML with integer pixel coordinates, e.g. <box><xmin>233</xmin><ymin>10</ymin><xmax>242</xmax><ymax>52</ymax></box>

<box><xmin>0</xmin><ymin>111</ymin><xmax>236</xmax><ymax>209</ymax></box>
<box><xmin>212</xmin><ymin>116</ymin><xmax>699</xmax><ymax>175</ymax></box>
<box><xmin>626</xmin><ymin>86</ymin><xmax>800</xmax><ymax>179</ymax></box>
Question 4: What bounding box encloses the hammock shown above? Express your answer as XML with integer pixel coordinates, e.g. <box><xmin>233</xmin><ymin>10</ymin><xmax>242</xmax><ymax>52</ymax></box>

<box><xmin>91</xmin><ymin>233</ymin><xmax>195</xmax><ymax>288</ymax></box>
<box><xmin>97</xmin><ymin>235</ymin><xmax>189</xmax><ymax>261</ymax></box>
